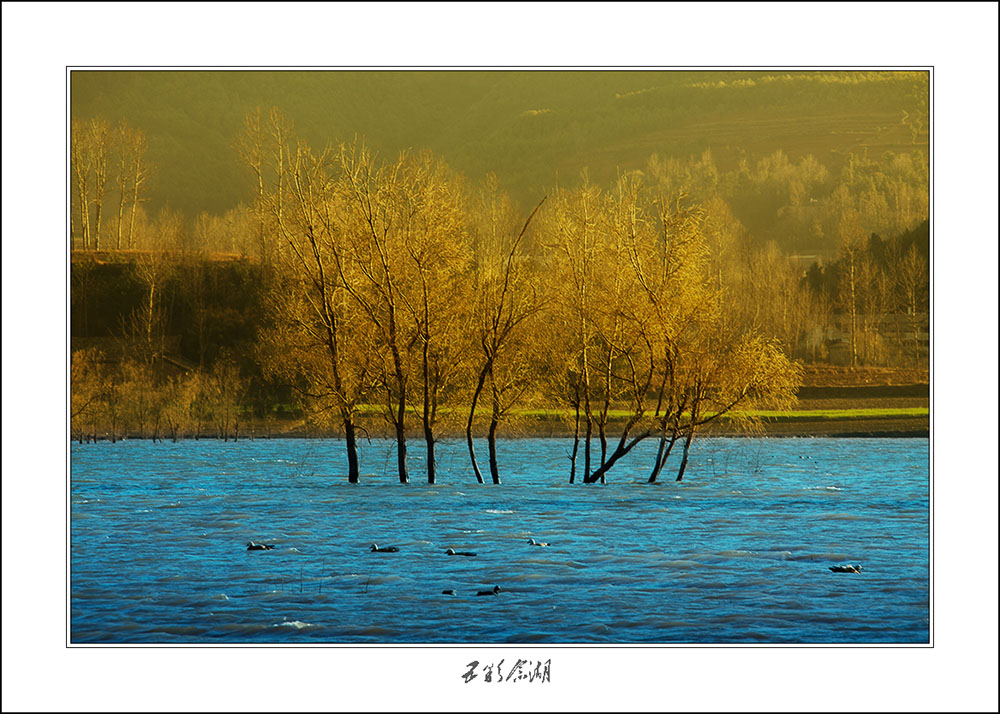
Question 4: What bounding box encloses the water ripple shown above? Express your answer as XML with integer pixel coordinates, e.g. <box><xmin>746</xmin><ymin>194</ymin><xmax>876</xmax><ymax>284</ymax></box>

<box><xmin>71</xmin><ymin>436</ymin><xmax>929</xmax><ymax>643</ymax></box>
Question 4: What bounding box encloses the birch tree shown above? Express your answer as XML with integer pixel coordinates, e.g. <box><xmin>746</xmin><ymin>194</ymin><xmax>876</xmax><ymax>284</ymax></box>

<box><xmin>121</xmin><ymin>123</ymin><xmax>150</xmax><ymax>249</ymax></box>
<box><xmin>89</xmin><ymin>119</ymin><xmax>112</xmax><ymax>250</ymax></box>
<box><xmin>71</xmin><ymin>119</ymin><xmax>94</xmax><ymax>249</ymax></box>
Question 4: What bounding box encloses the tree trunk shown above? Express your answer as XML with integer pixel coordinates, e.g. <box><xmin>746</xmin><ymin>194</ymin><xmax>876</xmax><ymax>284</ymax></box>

<box><xmin>466</xmin><ymin>364</ymin><xmax>489</xmax><ymax>484</ymax></box>
<box><xmin>586</xmin><ymin>421</ymin><xmax>650</xmax><ymax>483</ymax></box>
<box><xmin>128</xmin><ymin>181</ymin><xmax>139</xmax><ymax>249</ymax></box>
<box><xmin>76</xmin><ymin>168</ymin><xmax>90</xmax><ymax>249</ymax></box>
<box><xmin>344</xmin><ymin>417</ymin><xmax>360</xmax><ymax>483</ymax></box>
<box><xmin>675</xmin><ymin>429</ymin><xmax>695</xmax><ymax>482</ymax></box>
<box><xmin>597</xmin><ymin>418</ymin><xmax>608</xmax><ymax>483</ymax></box>
<box><xmin>395</xmin><ymin>398</ymin><xmax>409</xmax><ymax>484</ymax></box>
<box><xmin>569</xmin><ymin>400</ymin><xmax>580</xmax><ymax>484</ymax></box>
<box><xmin>648</xmin><ymin>431</ymin><xmax>678</xmax><ymax>483</ymax></box>
<box><xmin>849</xmin><ymin>254</ymin><xmax>858</xmax><ymax>368</ymax></box>
<box><xmin>488</xmin><ymin>409</ymin><xmax>501</xmax><ymax>485</ymax></box>
<box><xmin>424</xmin><ymin>421</ymin><xmax>436</xmax><ymax>485</ymax></box>
<box><xmin>116</xmin><ymin>151</ymin><xmax>126</xmax><ymax>250</ymax></box>
<box><xmin>648</xmin><ymin>433</ymin><xmax>668</xmax><ymax>483</ymax></box>
<box><xmin>648</xmin><ymin>431</ymin><xmax>668</xmax><ymax>483</ymax></box>
<box><xmin>93</xmin><ymin>198</ymin><xmax>103</xmax><ymax>251</ymax></box>
<box><xmin>598</xmin><ymin>420</ymin><xmax>608</xmax><ymax>469</ymax></box>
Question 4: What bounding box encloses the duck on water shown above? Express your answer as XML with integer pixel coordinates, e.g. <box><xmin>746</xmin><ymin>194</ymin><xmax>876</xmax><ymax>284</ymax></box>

<box><xmin>445</xmin><ymin>548</ymin><xmax>477</xmax><ymax>557</ymax></box>
<box><xmin>441</xmin><ymin>586</ymin><xmax>503</xmax><ymax>596</ymax></box>
<box><xmin>527</xmin><ymin>538</ymin><xmax>550</xmax><ymax>547</ymax></box>
<box><xmin>370</xmin><ymin>543</ymin><xmax>400</xmax><ymax>553</ymax></box>
<box><xmin>247</xmin><ymin>541</ymin><xmax>276</xmax><ymax>551</ymax></box>
<box><xmin>829</xmin><ymin>564</ymin><xmax>863</xmax><ymax>573</ymax></box>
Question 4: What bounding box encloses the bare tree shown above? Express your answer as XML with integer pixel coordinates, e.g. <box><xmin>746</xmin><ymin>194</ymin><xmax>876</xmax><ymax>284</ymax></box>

<box><xmin>260</xmin><ymin>138</ymin><xmax>374</xmax><ymax>482</ymax></box>
<box><xmin>208</xmin><ymin>353</ymin><xmax>246</xmax><ymax>441</ymax></box>
<box><xmin>161</xmin><ymin>372</ymin><xmax>199</xmax><ymax>442</ymax></box>
<box><xmin>895</xmin><ymin>243</ymin><xmax>928</xmax><ymax>365</ymax></box>
<box><xmin>466</xmin><ymin>176</ymin><xmax>546</xmax><ymax>484</ymax></box>
<box><xmin>123</xmin><ymin>249</ymin><xmax>175</xmax><ymax>366</ymax></box>
<box><xmin>388</xmin><ymin>152</ymin><xmax>473</xmax><ymax>484</ymax></box>
<box><xmin>71</xmin><ymin>119</ymin><xmax>93</xmax><ymax>249</ymax></box>
<box><xmin>237</xmin><ymin>107</ymin><xmax>273</xmax><ymax>262</ymax></box>
<box><xmin>71</xmin><ymin>348</ymin><xmax>105</xmax><ymax>443</ymax></box>
<box><xmin>121</xmin><ymin>124</ymin><xmax>150</xmax><ymax>250</ymax></box>
<box><xmin>237</xmin><ymin>107</ymin><xmax>293</xmax><ymax>263</ymax></box>
<box><xmin>836</xmin><ymin>208</ymin><xmax>866</xmax><ymax>367</ymax></box>
<box><xmin>665</xmin><ymin>330</ymin><xmax>800</xmax><ymax>482</ymax></box>
<box><xmin>541</xmin><ymin>175</ymin><xmax>605</xmax><ymax>482</ymax></box>
<box><xmin>334</xmin><ymin>143</ymin><xmax>420</xmax><ymax>484</ymax></box>
<box><xmin>88</xmin><ymin>119</ymin><xmax>112</xmax><ymax>250</ymax></box>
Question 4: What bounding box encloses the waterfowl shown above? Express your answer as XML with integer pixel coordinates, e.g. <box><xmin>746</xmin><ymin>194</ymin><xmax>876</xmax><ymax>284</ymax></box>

<box><xmin>527</xmin><ymin>538</ymin><xmax>550</xmax><ymax>547</ymax></box>
<box><xmin>442</xmin><ymin>589</ymin><xmax>457</xmax><ymax>596</ymax></box>
<box><xmin>476</xmin><ymin>585</ymin><xmax>503</xmax><ymax>596</ymax></box>
<box><xmin>370</xmin><ymin>543</ymin><xmax>400</xmax><ymax>553</ymax></box>
<box><xmin>246</xmin><ymin>541</ymin><xmax>275</xmax><ymax>551</ymax></box>
<box><xmin>445</xmin><ymin>548</ymin><xmax>477</xmax><ymax>557</ymax></box>
<box><xmin>829</xmin><ymin>564</ymin><xmax>863</xmax><ymax>574</ymax></box>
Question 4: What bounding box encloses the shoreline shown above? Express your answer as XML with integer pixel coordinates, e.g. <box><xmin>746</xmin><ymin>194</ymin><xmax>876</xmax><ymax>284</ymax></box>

<box><xmin>71</xmin><ymin>416</ymin><xmax>930</xmax><ymax>443</ymax></box>
<box><xmin>72</xmin><ymin>382</ymin><xmax>931</xmax><ymax>443</ymax></box>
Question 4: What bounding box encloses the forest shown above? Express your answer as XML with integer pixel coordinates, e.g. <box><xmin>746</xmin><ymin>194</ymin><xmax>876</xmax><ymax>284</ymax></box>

<box><xmin>70</xmin><ymin>89</ymin><xmax>929</xmax><ymax>484</ymax></box>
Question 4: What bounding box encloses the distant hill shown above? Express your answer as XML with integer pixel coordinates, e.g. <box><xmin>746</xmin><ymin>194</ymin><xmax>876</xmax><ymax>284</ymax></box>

<box><xmin>70</xmin><ymin>69</ymin><xmax>928</xmax><ymax>228</ymax></box>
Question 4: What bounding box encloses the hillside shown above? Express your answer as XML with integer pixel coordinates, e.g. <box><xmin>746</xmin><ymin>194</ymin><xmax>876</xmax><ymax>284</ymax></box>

<box><xmin>70</xmin><ymin>69</ymin><xmax>929</xmax><ymax>232</ymax></box>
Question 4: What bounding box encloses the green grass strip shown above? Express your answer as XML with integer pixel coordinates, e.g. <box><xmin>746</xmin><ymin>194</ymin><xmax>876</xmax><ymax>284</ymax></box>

<box><xmin>348</xmin><ymin>405</ymin><xmax>928</xmax><ymax>421</ymax></box>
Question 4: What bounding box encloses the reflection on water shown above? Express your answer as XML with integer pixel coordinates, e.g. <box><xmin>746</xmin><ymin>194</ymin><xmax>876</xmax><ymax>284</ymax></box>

<box><xmin>70</xmin><ymin>437</ymin><xmax>929</xmax><ymax>643</ymax></box>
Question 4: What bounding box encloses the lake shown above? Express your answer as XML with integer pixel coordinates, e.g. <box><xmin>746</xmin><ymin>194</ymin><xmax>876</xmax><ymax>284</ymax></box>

<box><xmin>70</xmin><ymin>436</ymin><xmax>930</xmax><ymax>644</ymax></box>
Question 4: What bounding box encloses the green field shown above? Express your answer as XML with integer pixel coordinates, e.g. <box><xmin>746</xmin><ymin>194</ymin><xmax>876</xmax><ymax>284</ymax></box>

<box><xmin>514</xmin><ymin>406</ymin><xmax>925</xmax><ymax>419</ymax></box>
<box><xmin>733</xmin><ymin>407</ymin><xmax>928</xmax><ymax>421</ymax></box>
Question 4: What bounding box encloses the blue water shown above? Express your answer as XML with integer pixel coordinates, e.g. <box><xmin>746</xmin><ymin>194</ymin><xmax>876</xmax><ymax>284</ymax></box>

<box><xmin>70</xmin><ymin>436</ymin><xmax>929</xmax><ymax>643</ymax></box>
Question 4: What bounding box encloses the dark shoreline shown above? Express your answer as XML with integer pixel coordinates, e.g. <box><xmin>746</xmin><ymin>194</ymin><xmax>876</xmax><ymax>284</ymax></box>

<box><xmin>74</xmin><ymin>418</ymin><xmax>928</xmax><ymax>443</ymax></box>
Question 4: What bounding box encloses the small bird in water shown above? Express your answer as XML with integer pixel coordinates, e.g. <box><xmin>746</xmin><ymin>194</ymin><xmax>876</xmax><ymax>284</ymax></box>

<box><xmin>477</xmin><ymin>585</ymin><xmax>503</xmax><ymax>596</ymax></box>
<box><xmin>370</xmin><ymin>543</ymin><xmax>400</xmax><ymax>553</ymax></box>
<box><xmin>829</xmin><ymin>564</ymin><xmax>863</xmax><ymax>574</ymax></box>
<box><xmin>246</xmin><ymin>541</ymin><xmax>275</xmax><ymax>551</ymax></box>
<box><xmin>442</xmin><ymin>589</ymin><xmax>457</xmax><ymax>596</ymax></box>
<box><xmin>445</xmin><ymin>548</ymin><xmax>477</xmax><ymax>557</ymax></box>
<box><xmin>527</xmin><ymin>538</ymin><xmax>550</xmax><ymax>547</ymax></box>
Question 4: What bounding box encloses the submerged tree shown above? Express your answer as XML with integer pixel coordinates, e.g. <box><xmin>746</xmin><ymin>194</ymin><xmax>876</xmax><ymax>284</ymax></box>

<box><xmin>334</xmin><ymin>143</ymin><xmax>419</xmax><ymax>483</ymax></box>
<box><xmin>466</xmin><ymin>175</ymin><xmax>545</xmax><ymax>484</ymax></box>
<box><xmin>584</xmin><ymin>183</ymin><xmax>712</xmax><ymax>484</ymax></box>
<box><xmin>539</xmin><ymin>175</ymin><xmax>801</xmax><ymax>484</ymax></box>
<box><xmin>394</xmin><ymin>152</ymin><xmax>472</xmax><ymax>484</ymax></box>
<box><xmin>658</xmin><ymin>329</ymin><xmax>801</xmax><ymax>483</ymax></box>
<box><xmin>540</xmin><ymin>174</ymin><xmax>606</xmax><ymax>482</ymax></box>
<box><xmin>251</xmin><ymin>125</ymin><xmax>374</xmax><ymax>482</ymax></box>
